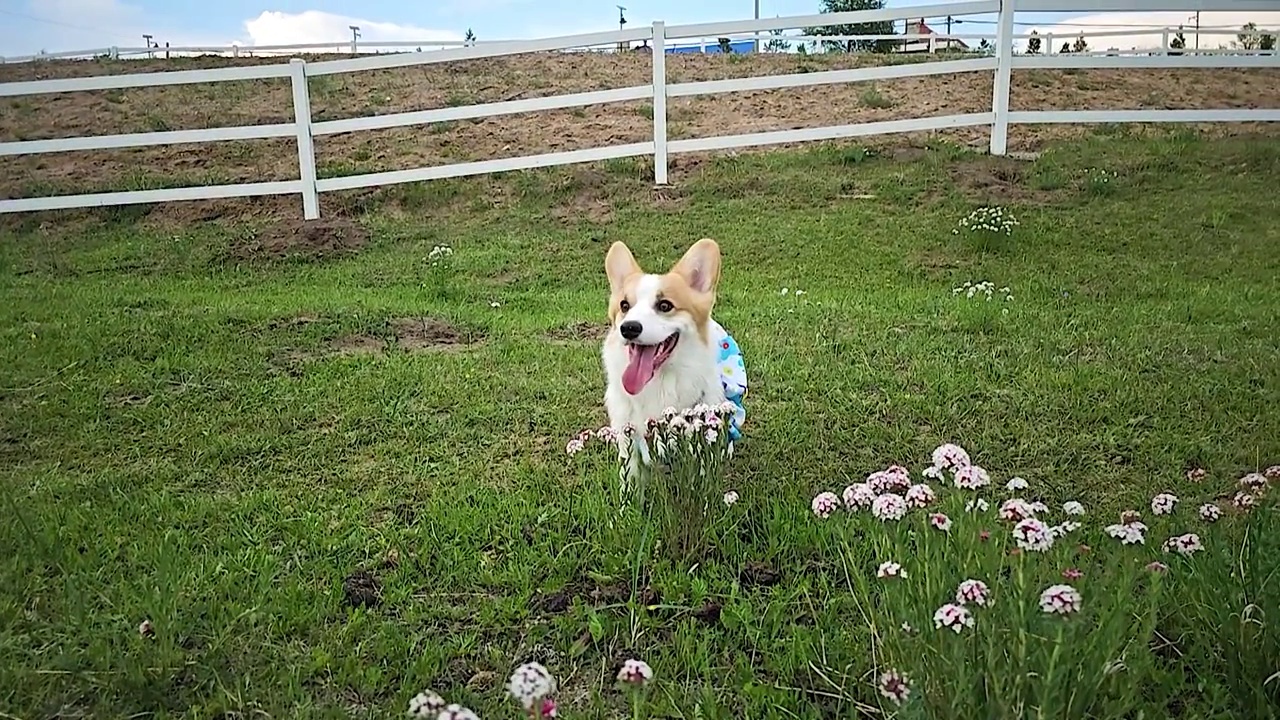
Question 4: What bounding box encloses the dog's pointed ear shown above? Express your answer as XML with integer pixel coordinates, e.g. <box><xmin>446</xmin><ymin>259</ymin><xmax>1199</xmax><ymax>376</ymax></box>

<box><xmin>671</xmin><ymin>238</ymin><xmax>721</xmax><ymax>294</ymax></box>
<box><xmin>605</xmin><ymin>241</ymin><xmax>642</xmax><ymax>293</ymax></box>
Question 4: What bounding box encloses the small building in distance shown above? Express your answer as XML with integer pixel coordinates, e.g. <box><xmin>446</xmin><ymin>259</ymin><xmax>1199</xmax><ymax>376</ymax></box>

<box><xmin>897</xmin><ymin>18</ymin><xmax>969</xmax><ymax>53</ymax></box>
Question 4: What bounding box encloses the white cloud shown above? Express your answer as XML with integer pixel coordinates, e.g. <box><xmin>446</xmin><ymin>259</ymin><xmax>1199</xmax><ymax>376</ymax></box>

<box><xmin>0</xmin><ymin>2</ymin><xmax>464</xmax><ymax>58</ymax></box>
<box><xmin>242</xmin><ymin>10</ymin><xmax>463</xmax><ymax>48</ymax></box>
<box><xmin>1026</xmin><ymin>11</ymin><xmax>1280</xmax><ymax>51</ymax></box>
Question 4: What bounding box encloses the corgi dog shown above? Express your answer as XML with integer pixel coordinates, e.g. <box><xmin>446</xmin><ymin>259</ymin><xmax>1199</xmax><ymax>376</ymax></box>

<box><xmin>601</xmin><ymin>238</ymin><xmax>747</xmax><ymax>475</ymax></box>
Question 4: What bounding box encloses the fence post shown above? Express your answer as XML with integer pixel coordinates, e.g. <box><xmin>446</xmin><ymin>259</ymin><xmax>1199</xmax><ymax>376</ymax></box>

<box><xmin>1161</xmin><ymin>28</ymin><xmax>1170</xmax><ymax>54</ymax></box>
<box><xmin>989</xmin><ymin>0</ymin><xmax>1015</xmax><ymax>156</ymax></box>
<box><xmin>289</xmin><ymin>59</ymin><xmax>321</xmax><ymax>220</ymax></box>
<box><xmin>652</xmin><ymin>21</ymin><xmax>669</xmax><ymax>186</ymax></box>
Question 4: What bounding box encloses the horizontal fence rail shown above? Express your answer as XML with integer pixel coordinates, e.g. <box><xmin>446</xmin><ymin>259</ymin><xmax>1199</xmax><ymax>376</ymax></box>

<box><xmin>311</xmin><ymin>86</ymin><xmax>653</xmax><ymax>136</ymax></box>
<box><xmin>1</xmin><ymin>0</ymin><xmax>1278</xmax><ymax>218</ymax></box>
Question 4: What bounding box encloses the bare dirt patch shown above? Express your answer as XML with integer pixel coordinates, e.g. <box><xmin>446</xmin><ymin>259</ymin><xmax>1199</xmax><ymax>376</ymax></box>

<box><xmin>228</xmin><ymin>218</ymin><xmax>369</xmax><ymax>261</ymax></box>
<box><xmin>532</xmin><ymin>577</ymin><xmax>660</xmax><ymax>615</ymax></box>
<box><xmin>271</xmin><ymin>315</ymin><xmax>481</xmax><ymax>371</ymax></box>
<box><xmin>544</xmin><ymin>321</ymin><xmax>609</xmax><ymax>344</ymax></box>
<box><xmin>327</xmin><ymin>316</ymin><xmax>482</xmax><ymax>356</ymax></box>
<box><xmin>946</xmin><ymin>155</ymin><xmax>1060</xmax><ymax>204</ymax></box>
<box><xmin>328</xmin><ymin>334</ymin><xmax>387</xmax><ymax>356</ymax></box>
<box><xmin>389</xmin><ymin>316</ymin><xmax>476</xmax><ymax>350</ymax></box>
<box><xmin>342</xmin><ymin>569</ymin><xmax>382</xmax><ymax>609</ymax></box>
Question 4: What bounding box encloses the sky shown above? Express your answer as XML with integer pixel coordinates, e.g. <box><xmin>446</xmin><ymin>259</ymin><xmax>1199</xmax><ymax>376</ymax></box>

<box><xmin>1</xmin><ymin>0</ymin><xmax>1278</xmax><ymax>58</ymax></box>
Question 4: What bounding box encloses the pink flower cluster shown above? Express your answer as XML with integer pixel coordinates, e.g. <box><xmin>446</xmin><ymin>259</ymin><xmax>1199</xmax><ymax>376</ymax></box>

<box><xmin>878</xmin><ymin>669</ymin><xmax>912</xmax><ymax>706</ymax></box>
<box><xmin>955</xmin><ymin>579</ymin><xmax>992</xmax><ymax>607</ymax></box>
<box><xmin>1039</xmin><ymin>584</ymin><xmax>1083</xmax><ymax>615</ymax></box>
<box><xmin>812</xmin><ymin>492</ymin><xmax>841</xmax><ymax>518</ymax></box>
<box><xmin>1012</xmin><ymin>518</ymin><xmax>1054</xmax><ymax>552</ymax></box>
<box><xmin>414</xmin><ymin>661</ymin><xmax>566</xmax><ymax>720</ymax></box>
<box><xmin>869</xmin><ymin>465</ymin><xmax>913</xmax><ymax>494</ymax></box>
<box><xmin>565</xmin><ymin>402</ymin><xmax>739</xmax><ymax>455</ymax></box>
<box><xmin>818</xmin><ymin>462</ymin><xmax>939</xmax><ymax>523</ymax></box>
<box><xmin>1162</xmin><ymin>533</ymin><xmax>1203</xmax><ymax>557</ymax></box>
<box><xmin>933</xmin><ymin>603</ymin><xmax>974</xmax><ymax>633</ymax></box>
<box><xmin>1150</xmin><ymin>493</ymin><xmax>1178</xmax><ymax>516</ymax></box>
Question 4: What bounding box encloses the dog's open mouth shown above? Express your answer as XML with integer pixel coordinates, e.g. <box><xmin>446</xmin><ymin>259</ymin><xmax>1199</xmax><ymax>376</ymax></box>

<box><xmin>622</xmin><ymin>332</ymin><xmax>679</xmax><ymax>395</ymax></box>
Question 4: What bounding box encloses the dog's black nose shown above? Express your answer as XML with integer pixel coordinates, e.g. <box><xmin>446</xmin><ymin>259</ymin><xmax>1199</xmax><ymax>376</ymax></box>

<box><xmin>620</xmin><ymin>320</ymin><xmax>642</xmax><ymax>340</ymax></box>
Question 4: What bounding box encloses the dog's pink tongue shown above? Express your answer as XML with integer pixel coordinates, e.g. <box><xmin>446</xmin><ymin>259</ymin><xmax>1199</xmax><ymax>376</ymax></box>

<box><xmin>622</xmin><ymin>344</ymin><xmax>659</xmax><ymax>395</ymax></box>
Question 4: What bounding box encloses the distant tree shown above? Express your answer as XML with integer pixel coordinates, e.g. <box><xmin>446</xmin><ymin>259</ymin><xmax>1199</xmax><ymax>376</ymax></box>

<box><xmin>1233</xmin><ymin>22</ymin><xmax>1275</xmax><ymax>51</ymax></box>
<box><xmin>1071</xmin><ymin>33</ymin><xmax>1089</xmax><ymax>53</ymax></box>
<box><xmin>1059</xmin><ymin>41</ymin><xmax>1071</xmax><ymax>54</ymax></box>
<box><xmin>764</xmin><ymin>26</ymin><xmax>792</xmax><ymax>53</ymax></box>
<box><xmin>1170</xmin><ymin>26</ymin><xmax>1186</xmax><ymax>54</ymax></box>
<box><xmin>464</xmin><ymin>28</ymin><xmax>476</xmax><ymax>45</ymax></box>
<box><xmin>804</xmin><ymin>0</ymin><xmax>896</xmax><ymax>54</ymax></box>
<box><xmin>717</xmin><ymin>37</ymin><xmax>733</xmax><ymax>53</ymax></box>
<box><xmin>1027</xmin><ymin>30</ymin><xmax>1041</xmax><ymax>54</ymax></box>
<box><xmin>1234</xmin><ymin>22</ymin><xmax>1261</xmax><ymax>49</ymax></box>
<box><xmin>978</xmin><ymin>38</ymin><xmax>993</xmax><ymax>55</ymax></box>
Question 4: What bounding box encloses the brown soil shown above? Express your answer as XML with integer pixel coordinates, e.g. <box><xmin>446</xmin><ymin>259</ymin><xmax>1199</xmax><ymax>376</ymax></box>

<box><xmin>740</xmin><ymin>559</ymin><xmax>782</xmax><ymax>588</ymax></box>
<box><xmin>3</xmin><ymin>53</ymin><xmax>1278</xmax><ymax>221</ymax></box>
<box><xmin>388</xmin><ymin>316</ymin><xmax>474</xmax><ymax>350</ymax></box>
<box><xmin>270</xmin><ymin>315</ymin><xmax>480</xmax><ymax>372</ymax></box>
<box><xmin>532</xmin><ymin>577</ymin><xmax>660</xmax><ymax>615</ymax></box>
<box><xmin>341</xmin><ymin>569</ymin><xmax>382</xmax><ymax>608</ymax></box>
<box><xmin>328</xmin><ymin>316</ymin><xmax>481</xmax><ymax>356</ymax></box>
<box><xmin>544</xmin><ymin>321</ymin><xmax>609</xmax><ymax>344</ymax></box>
<box><xmin>947</xmin><ymin>155</ymin><xmax>1051</xmax><ymax>204</ymax></box>
<box><xmin>228</xmin><ymin>218</ymin><xmax>369</xmax><ymax>261</ymax></box>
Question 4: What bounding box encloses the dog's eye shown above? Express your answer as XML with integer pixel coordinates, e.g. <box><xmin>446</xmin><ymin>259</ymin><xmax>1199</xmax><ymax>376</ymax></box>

<box><xmin>656</xmin><ymin>299</ymin><xmax>674</xmax><ymax>313</ymax></box>
<box><xmin>619</xmin><ymin>300</ymin><xmax>631</xmax><ymax>312</ymax></box>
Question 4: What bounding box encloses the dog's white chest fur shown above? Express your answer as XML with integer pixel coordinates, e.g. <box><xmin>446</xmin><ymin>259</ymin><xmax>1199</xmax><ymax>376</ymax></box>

<box><xmin>602</xmin><ymin>326</ymin><xmax>726</xmax><ymax>431</ymax></box>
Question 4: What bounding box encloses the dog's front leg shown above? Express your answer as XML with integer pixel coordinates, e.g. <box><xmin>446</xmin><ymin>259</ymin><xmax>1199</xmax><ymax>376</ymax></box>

<box><xmin>615</xmin><ymin>432</ymin><xmax>653</xmax><ymax>489</ymax></box>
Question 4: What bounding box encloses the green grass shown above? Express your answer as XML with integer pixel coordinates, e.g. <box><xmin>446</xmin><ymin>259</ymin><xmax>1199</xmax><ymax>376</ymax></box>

<box><xmin>1</xmin><ymin>132</ymin><xmax>1279</xmax><ymax>719</ymax></box>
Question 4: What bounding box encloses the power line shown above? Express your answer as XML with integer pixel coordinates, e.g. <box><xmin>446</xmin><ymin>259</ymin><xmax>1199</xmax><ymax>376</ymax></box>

<box><xmin>0</xmin><ymin>7</ymin><xmax>103</xmax><ymax>34</ymax></box>
<box><xmin>949</xmin><ymin>17</ymin><xmax>1253</xmax><ymax>30</ymax></box>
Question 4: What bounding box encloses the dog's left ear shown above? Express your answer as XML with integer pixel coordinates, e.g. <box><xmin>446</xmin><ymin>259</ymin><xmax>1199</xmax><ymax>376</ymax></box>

<box><xmin>671</xmin><ymin>238</ymin><xmax>721</xmax><ymax>294</ymax></box>
<box><xmin>606</xmin><ymin>241</ymin><xmax>642</xmax><ymax>294</ymax></box>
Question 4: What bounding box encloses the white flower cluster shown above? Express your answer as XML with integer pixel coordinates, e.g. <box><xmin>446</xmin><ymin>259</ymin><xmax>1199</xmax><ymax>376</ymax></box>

<box><xmin>428</xmin><ymin>244</ymin><xmax>454</xmax><ymax>268</ymax></box>
<box><xmin>1106</xmin><ymin>521</ymin><xmax>1148</xmax><ymax>545</ymax></box>
<box><xmin>953</xmin><ymin>206</ymin><xmax>1019</xmax><ymax>237</ymax></box>
<box><xmin>1083</xmin><ymin>167</ymin><xmax>1117</xmax><ymax>186</ymax></box>
<box><xmin>508</xmin><ymin>662</ymin><xmax>556</xmax><ymax>710</ymax></box>
<box><xmin>952</xmin><ymin>280</ymin><xmax>1014</xmax><ymax>302</ymax></box>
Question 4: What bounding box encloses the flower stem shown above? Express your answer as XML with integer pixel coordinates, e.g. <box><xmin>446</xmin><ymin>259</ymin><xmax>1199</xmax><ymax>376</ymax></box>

<box><xmin>1040</xmin><ymin>622</ymin><xmax>1066</xmax><ymax>717</ymax></box>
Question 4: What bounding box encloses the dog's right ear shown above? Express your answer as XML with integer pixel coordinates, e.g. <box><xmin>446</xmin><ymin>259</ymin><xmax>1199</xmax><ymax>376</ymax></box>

<box><xmin>605</xmin><ymin>242</ymin><xmax>642</xmax><ymax>293</ymax></box>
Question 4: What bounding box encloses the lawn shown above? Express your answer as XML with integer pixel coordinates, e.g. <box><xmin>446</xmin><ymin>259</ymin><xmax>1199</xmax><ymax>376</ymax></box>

<box><xmin>1</xmin><ymin>129</ymin><xmax>1278</xmax><ymax>719</ymax></box>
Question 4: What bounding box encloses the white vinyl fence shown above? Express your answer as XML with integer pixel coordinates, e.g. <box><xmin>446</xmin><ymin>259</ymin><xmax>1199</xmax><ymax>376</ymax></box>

<box><xmin>1</xmin><ymin>0</ymin><xmax>1278</xmax><ymax>218</ymax></box>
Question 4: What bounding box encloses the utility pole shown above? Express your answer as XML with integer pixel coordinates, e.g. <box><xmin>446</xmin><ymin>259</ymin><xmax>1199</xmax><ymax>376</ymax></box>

<box><xmin>754</xmin><ymin>0</ymin><xmax>761</xmax><ymax>53</ymax></box>
<box><xmin>142</xmin><ymin>33</ymin><xmax>153</xmax><ymax>58</ymax></box>
<box><xmin>616</xmin><ymin>5</ymin><xmax>627</xmax><ymax>51</ymax></box>
<box><xmin>1187</xmin><ymin>12</ymin><xmax>1199</xmax><ymax>50</ymax></box>
<box><xmin>349</xmin><ymin>25</ymin><xmax>361</xmax><ymax>54</ymax></box>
